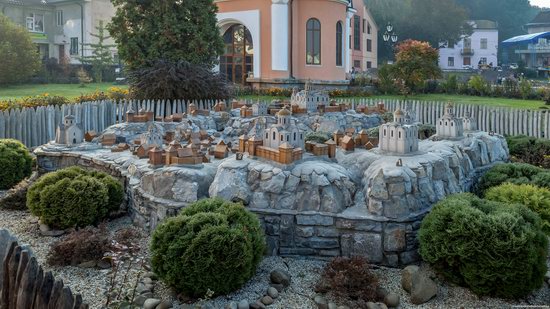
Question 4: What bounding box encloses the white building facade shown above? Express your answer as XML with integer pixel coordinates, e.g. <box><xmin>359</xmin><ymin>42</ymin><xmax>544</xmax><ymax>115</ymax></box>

<box><xmin>438</xmin><ymin>20</ymin><xmax>498</xmax><ymax>70</ymax></box>
<box><xmin>378</xmin><ymin>108</ymin><xmax>419</xmax><ymax>154</ymax></box>
<box><xmin>436</xmin><ymin>103</ymin><xmax>464</xmax><ymax>139</ymax></box>
<box><xmin>0</xmin><ymin>0</ymin><xmax>117</xmax><ymax>64</ymax></box>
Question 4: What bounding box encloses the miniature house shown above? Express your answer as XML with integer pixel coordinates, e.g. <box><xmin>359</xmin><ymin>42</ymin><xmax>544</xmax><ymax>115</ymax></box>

<box><xmin>290</xmin><ymin>81</ymin><xmax>330</xmax><ymax>113</ymax></box>
<box><xmin>140</xmin><ymin>124</ymin><xmax>164</xmax><ymax>147</ymax></box>
<box><xmin>462</xmin><ymin>111</ymin><xmax>477</xmax><ymax>131</ymax></box>
<box><xmin>127</xmin><ymin>108</ymin><xmax>154</xmax><ymax>123</ymax></box>
<box><xmin>379</xmin><ymin>108</ymin><xmax>419</xmax><ymax>154</ymax></box>
<box><xmin>55</xmin><ymin>115</ymin><xmax>83</xmax><ymax>145</ymax></box>
<box><xmin>214</xmin><ymin>141</ymin><xmax>229</xmax><ymax>159</ymax></box>
<box><xmin>436</xmin><ymin>103</ymin><xmax>464</xmax><ymax>139</ymax></box>
<box><xmin>262</xmin><ymin>107</ymin><xmax>304</xmax><ymax>150</ymax></box>
<box><xmin>252</xmin><ymin>102</ymin><xmax>269</xmax><ymax>116</ymax></box>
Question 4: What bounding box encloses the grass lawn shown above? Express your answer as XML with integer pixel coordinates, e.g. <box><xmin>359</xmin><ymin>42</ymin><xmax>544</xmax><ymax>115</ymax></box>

<box><xmin>0</xmin><ymin>83</ymin><xmax>129</xmax><ymax>101</ymax></box>
<box><xmin>241</xmin><ymin>93</ymin><xmax>547</xmax><ymax>110</ymax></box>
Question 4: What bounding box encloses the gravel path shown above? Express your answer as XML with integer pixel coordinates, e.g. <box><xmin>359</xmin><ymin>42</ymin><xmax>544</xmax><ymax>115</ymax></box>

<box><xmin>1</xmin><ymin>206</ymin><xmax>549</xmax><ymax>309</ymax></box>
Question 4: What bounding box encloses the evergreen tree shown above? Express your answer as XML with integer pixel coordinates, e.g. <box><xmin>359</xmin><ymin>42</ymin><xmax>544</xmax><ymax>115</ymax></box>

<box><xmin>107</xmin><ymin>0</ymin><xmax>224</xmax><ymax>71</ymax></box>
<box><xmin>80</xmin><ymin>20</ymin><xmax>116</xmax><ymax>82</ymax></box>
<box><xmin>0</xmin><ymin>14</ymin><xmax>41</xmax><ymax>84</ymax></box>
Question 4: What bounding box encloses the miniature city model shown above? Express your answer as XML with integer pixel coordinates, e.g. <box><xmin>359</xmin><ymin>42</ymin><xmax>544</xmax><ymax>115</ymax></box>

<box><xmin>378</xmin><ymin>107</ymin><xmax>419</xmax><ymax>154</ymax></box>
<box><xmin>55</xmin><ymin>115</ymin><xmax>83</xmax><ymax>145</ymax></box>
<box><xmin>436</xmin><ymin>103</ymin><xmax>464</xmax><ymax>139</ymax></box>
<box><xmin>462</xmin><ymin>111</ymin><xmax>477</xmax><ymax>131</ymax></box>
<box><xmin>291</xmin><ymin>81</ymin><xmax>330</xmax><ymax>113</ymax></box>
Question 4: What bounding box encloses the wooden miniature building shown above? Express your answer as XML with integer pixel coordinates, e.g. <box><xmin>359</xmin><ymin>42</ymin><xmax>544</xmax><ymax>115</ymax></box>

<box><xmin>214</xmin><ymin>141</ymin><xmax>229</xmax><ymax>159</ymax></box>
<box><xmin>325</xmin><ymin>139</ymin><xmax>336</xmax><ymax>158</ymax></box>
<box><xmin>84</xmin><ymin>130</ymin><xmax>97</xmax><ymax>142</ymax></box>
<box><xmin>333</xmin><ymin>130</ymin><xmax>344</xmax><ymax>145</ymax></box>
<box><xmin>101</xmin><ymin>133</ymin><xmax>116</xmax><ymax>146</ymax></box>
<box><xmin>341</xmin><ymin>135</ymin><xmax>355</xmax><ymax>151</ymax></box>
<box><xmin>148</xmin><ymin>147</ymin><xmax>165</xmax><ymax>166</ymax></box>
<box><xmin>239</xmin><ymin>134</ymin><xmax>248</xmax><ymax>153</ymax></box>
<box><xmin>213</xmin><ymin>101</ymin><xmax>227</xmax><ymax>112</ymax></box>
<box><xmin>127</xmin><ymin>108</ymin><xmax>154</xmax><ymax>123</ymax></box>
<box><xmin>111</xmin><ymin>143</ymin><xmax>129</xmax><ymax>153</ymax></box>
<box><xmin>240</xmin><ymin>106</ymin><xmax>253</xmax><ymax>118</ymax></box>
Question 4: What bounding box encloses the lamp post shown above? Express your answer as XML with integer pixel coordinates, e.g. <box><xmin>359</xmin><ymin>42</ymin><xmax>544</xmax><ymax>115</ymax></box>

<box><xmin>383</xmin><ymin>22</ymin><xmax>398</xmax><ymax>64</ymax></box>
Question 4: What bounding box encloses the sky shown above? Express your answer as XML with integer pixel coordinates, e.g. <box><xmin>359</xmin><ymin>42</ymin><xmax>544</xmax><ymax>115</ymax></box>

<box><xmin>531</xmin><ymin>0</ymin><xmax>550</xmax><ymax>8</ymax></box>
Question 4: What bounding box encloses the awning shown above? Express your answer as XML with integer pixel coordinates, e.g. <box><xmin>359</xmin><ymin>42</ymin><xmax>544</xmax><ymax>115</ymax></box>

<box><xmin>501</xmin><ymin>32</ymin><xmax>550</xmax><ymax>46</ymax></box>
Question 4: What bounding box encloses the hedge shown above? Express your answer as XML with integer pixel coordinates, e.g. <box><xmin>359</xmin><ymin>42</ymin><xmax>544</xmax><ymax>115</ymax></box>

<box><xmin>0</xmin><ymin>139</ymin><xmax>33</xmax><ymax>189</ymax></box>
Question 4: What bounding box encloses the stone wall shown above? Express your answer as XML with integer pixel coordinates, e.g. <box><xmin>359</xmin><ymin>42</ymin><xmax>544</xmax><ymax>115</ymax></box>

<box><xmin>0</xmin><ymin>229</ymin><xmax>88</xmax><ymax>309</ymax></box>
<box><xmin>34</xmin><ymin>131</ymin><xmax>509</xmax><ymax>267</ymax></box>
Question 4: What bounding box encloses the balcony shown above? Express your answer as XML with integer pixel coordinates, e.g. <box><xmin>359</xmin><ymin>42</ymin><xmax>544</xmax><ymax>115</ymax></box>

<box><xmin>461</xmin><ymin>48</ymin><xmax>474</xmax><ymax>56</ymax></box>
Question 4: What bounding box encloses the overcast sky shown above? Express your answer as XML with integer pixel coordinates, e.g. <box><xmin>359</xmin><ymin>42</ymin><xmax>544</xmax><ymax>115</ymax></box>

<box><xmin>531</xmin><ymin>0</ymin><xmax>550</xmax><ymax>8</ymax></box>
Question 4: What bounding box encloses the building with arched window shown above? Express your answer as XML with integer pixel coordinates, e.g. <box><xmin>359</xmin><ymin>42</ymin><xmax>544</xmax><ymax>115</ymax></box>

<box><xmin>215</xmin><ymin>0</ymin><xmax>378</xmax><ymax>88</ymax></box>
<box><xmin>378</xmin><ymin>108</ymin><xmax>419</xmax><ymax>154</ymax></box>
<box><xmin>436</xmin><ymin>103</ymin><xmax>464</xmax><ymax>139</ymax></box>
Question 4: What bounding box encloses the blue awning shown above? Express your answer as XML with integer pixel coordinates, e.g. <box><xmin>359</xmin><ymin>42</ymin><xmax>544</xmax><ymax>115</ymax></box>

<box><xmin>501</xmin><ymin>32</ymin><xmax>550</xmax><ymax>46</ymax></box>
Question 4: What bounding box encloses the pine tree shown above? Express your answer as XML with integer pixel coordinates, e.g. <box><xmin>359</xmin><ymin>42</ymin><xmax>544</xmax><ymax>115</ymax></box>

<box><xmin>107</xmin><ymin>0</ymin><xmax>224</xmax><ymax>71</ymax></box>
<box><xmin>80</xmin><ymin>20</ymin><xmax>116</xmax><ymax>82</ymax></box>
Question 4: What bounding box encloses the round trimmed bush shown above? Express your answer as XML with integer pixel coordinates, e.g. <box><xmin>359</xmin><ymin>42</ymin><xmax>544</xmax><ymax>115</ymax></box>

<box><xmin>150</xmin><ymin>198</ymin><xmax>266</xmax><ymax>297</ymax></box>
<box><xmin>419</xmin><ymin>193</ymin><xmax>548</xmax><ymax>299</ymax></box>
<box><xmin>27</xmin><ymin>167</ymin><xmax>123</xmax><ymax>229</ymax></box>
<box><xmin>485</xmin><ymin>183</ymin><xmax>550</xmax><ymax>235</ymax></box>
<box><xmin>0</xmin><ymin>139</ymin><xmax>33</xmax><ymax>189</ymax></box>
<box><xmin>477</xmin><ymin>163</ymin><xmax>550</xmax><ymax>194</ymax></box>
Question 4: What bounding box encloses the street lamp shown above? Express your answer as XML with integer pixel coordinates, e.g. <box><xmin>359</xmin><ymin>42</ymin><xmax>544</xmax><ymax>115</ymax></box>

<box><xmin>383</xmin><ymin>22</ymin><xmax>398</xmax><ymax>64</ymax></box>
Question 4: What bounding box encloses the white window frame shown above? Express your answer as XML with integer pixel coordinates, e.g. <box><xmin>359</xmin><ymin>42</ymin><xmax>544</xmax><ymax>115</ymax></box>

<box><xmin>480</xmin><ymin>38</ymin><xmax>488</xmax><ymax>50</ymax></box>
<box><xmin>70</xmin><ymin>37</ymin><xmax>79</xmax><ymax>55</ymax></box>
<box><xmin>448</xmin><ymin>57</ymin><xmax>454</xmax><ymax>67</ymax></box>
<box><xmin>27</xmin><ymin>13</ymin><xmax>44</xmax><ymax>33</ymax></box>
<box><xmin>56</xmin><ymin>10</ymin><xmax>64</xmax><ymax>26</ymax></box>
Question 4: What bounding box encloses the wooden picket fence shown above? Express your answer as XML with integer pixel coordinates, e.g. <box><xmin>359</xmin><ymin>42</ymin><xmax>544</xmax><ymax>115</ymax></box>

<box><xmin>0</xmin><ymin>98</ymin><xmax>548</xmax><ymax>148</ymax></box>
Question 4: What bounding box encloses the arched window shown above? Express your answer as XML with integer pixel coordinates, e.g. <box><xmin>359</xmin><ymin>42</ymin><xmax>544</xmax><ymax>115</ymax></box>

<box><xmin>273</xmin><ymin>132</ymin><xmax>276</xmax><ymax>139</ymax></box>
<box><xmin>294</xmin><ymin>132</ymin><xmax>296</xmax><ymax>140</ymax></box>
<box><xmin>221</xmin><ymin>24</ymin><xmax>254</xmax><ymax>84</ymax></box>
<box><xmin>306</xmin><ymin>18</ymin><xmax>321</xmax><ymax>65</ymax></box>
<box><xmin>336</xmin><ymin>21</ymin><xmax>343</xmax><ymax>66</ymax></box>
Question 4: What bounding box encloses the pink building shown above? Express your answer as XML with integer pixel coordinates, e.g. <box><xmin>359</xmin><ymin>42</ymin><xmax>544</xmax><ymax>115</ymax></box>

<box><xmin>215</xmin><ymin>0</ymin><xmax>378</xmax><ymax>88</ymax></box>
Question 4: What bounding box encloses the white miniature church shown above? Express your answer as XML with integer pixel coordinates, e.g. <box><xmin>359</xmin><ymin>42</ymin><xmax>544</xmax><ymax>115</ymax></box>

<box><xmin>291</xmin><ymin>81</ymin><xmax>330</xmax><ymax>113</ymax></box>
<box><xmin>436</xmin><ymin>103</ymin><xmax>464</xmax><ymax>139</ymax></box>
<box><xmin>378</xmin><ymin>108</ymin><xmax>419</xmax><ymax>154</ymax></box>
<box><xmin>55</xmin><ymin>114</ymin><xmax>83</xmax><ymax>146</ymax></box>
<box><xmin>252</xmin><ymin>101</ymin><xmax>268</xmax><ymax>116</ymax></box>
<box><xmin>140</xmin><ymin>123</ymin><xmax>164</xmax><ymax>147</ymax></box>
<box><xmin>262</xmin><ymin>106</ymin><xmax>304</xmax><ymax>149</ymax></box>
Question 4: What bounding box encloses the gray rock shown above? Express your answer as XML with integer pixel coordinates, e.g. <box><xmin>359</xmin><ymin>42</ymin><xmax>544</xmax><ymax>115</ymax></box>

<box><xmin>143</xmin><ymin>277</ymin><xmax>153</xmax><ymax>285</ymax></box>
<box><xmin>143</xmin><ymin>298</ymin><xmax>161</xmax><ymax>309</ymax></box>
<box><xmin>261</xmin><ymin>295</ymin><xmax>273</xmax><ymax>305</ymax></box>
<box><xmin>267</xmin><ymin>287</ymin><xmax>279</xmax><ymax>299</ymax></box>
<box><xmin>270</xmin><ymin>269</ymin><xmax>291</xmax><ymax>287</ymax></box>
<box><xmin>144</xmin><ymin>271</ymin><xmax>158</xmax><ymax>280</ymax></box>
<box><xmin>401</xmin><ymin>265</ymin><xmax>419</xmax><ymax>293</ymax></box>
<box><xmin>97</xmin><ymin>259</ymin><xmax>111</xmax><ymax>269</ymax></box>
<box><xmin>133</xmin><ymin>294</ymin><xmax>151</xmax><ymax>306</ymax></box>
<box><xmin>237</xmin><ymin>299</ymin><xmax>249</xmax><ymax>309</ymax></box>
<box><xmin>250</xmin><ymin>301</ymin><xmax>266</xmax><ymax>309</ymax></box>
<box><xmin>136</xmin><ymin>283</ymin><xmax>151</xmax><ymax>294</ymax></box>
<box><xmin>337</xmin><ymin>307</ymin><xmax>350</xmax><ymax>309</ymax></box>
<box><xmin>328</xmin><ymin>302</ymin><xmax>337</xmax><ymax>309</ymax></box>
<box><xmin>384</xmin><ymin>292</ymin><xmax>400</xmax><ymax>307</ymax></box>
<box><xmin>410</xmin><ymin>271</ymin><xmax>438</xmax><ymax>305</ymax></box>
<box><xmin>38</xmin><ymin>223</ymin><xmax>65</xmax><ymax>237</ymax></box>
<box><xmin>270</xmin><ymin>283</ymin><xmax>284</xmax><ymax>292</ymax></box>
<box><xmin>314</xmin><ymin>295</ymin><xmax>328</xmax><ymax>309</ymax></box>
<box><xmin>156</xmin><ymin>300</ymin><xmax>173</xmax><ymax>309</ymax></box>
<box><xmin>78</xmin><ymin>260</ymin><xmax>97</xmax><ymax>268</ymax></box>
<box><xmin>225</xmin><ymin>302</ymin><xmax>238</xmax><ymax>309</ymax></box>
<box><xmin>366</xmin><ymin>302</ymin><xmax>379</xmax><ymax>309</ymax></box>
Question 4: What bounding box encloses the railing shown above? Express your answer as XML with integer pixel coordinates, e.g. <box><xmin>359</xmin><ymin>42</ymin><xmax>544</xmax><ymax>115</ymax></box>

<box><xmin>461</xmin><ymin>48</ymin><xmax>475</xmax><ymax>55</ymax></box>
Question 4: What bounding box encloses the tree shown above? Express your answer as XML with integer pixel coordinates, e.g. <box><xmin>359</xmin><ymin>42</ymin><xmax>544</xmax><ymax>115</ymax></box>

<box><xmin>392</xmin><ymin>40</ymin><xmax>441</xmax><ymax>95</ymax></box>
<box><xmin>0</xmin><ymin>14</ymin><xmax>41</xmax><ymax>84</ymax></box>
<box><xmin>80</xmin><ymin>20</ymin><xmax>116</xmax><ymax>82</ymax></box>
<box><xmin>107</xmin><ymin>0</ymin><xmax>224</xmax><ymax>71</ymax></box>
<box><xmin>365</xmin><ymin>0</ymin><xmax>469</xmax><ymax>61</ymax></box>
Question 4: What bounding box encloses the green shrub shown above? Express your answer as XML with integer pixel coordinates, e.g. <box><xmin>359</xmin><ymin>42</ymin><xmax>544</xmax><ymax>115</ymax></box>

<box><xmin>506</xmin><ymin>135</ymin><xmax>550</xmax><ymax>169</ymax></box>
<box><xmin>150</xmin><ymin>198</ymin><xmax>266</xmax><ymax>297</ymax></box>
<box><xmin>519</xmin><ymin>78</ymin><xmax>533</xmax><ymax>99</ymax></box>
<box><xmin>305</xmin><ymin>132</ymin><xmax>331</xmax><ymax>144</ymax></box>
<box><xmin>366</xmin><ymin>127</ymin><xmax>379</xmax><ymax>138</ymax></box>
<box><xmin>418</xmin><ymin>124</ymin><xmax>436</xmax><ymax>139</ymax></box>
<box><xmin>441</xmin><ymin>74</ymin><xmax>458</xmax><ymax>94</ymax></box>
<box><xmin>477</xmin><ymin>163</ymin><xmax>550</xmax><ymax>194</ymax></box>
<box><xmin>27</xmin><ymin>167</ymin><xmax>123</xmax><ymax>229</ymax></box>
<box><xmin>0</xmin><ymin>139</ymin><xmax>33</xmax><ymax>189</ymax></box>
<box><xmin>419</xmin><ymin>193</ymin><xmax>547</xmax><ymax>299</ymax></box>
<box><xmin>485</xmin><ymin>183</ymin><xmax>550</xmax><ymax>235</ymax></box>
<box><xmin>468</xmin><ymin>75</ymin><xmax>490</xmax><ymax>96</ymax></box>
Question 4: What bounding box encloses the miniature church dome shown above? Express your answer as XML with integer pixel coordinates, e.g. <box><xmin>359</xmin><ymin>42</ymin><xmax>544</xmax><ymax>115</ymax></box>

<box><xmin>277</xmin><ymin>106</ymin><xmax>291</xmax><ymax>116</ymax></box>
<box><xmin>394</xmin><ymin>108</ymin><xmax>404</xmax><ymax>116</ymax></box>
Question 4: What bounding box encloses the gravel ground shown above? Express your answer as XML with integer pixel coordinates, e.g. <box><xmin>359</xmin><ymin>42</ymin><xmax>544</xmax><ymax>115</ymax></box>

<box><xmin>1</xmin><ymin>206</ymin><xmax>549</xmax><ymax>309</ymax></box>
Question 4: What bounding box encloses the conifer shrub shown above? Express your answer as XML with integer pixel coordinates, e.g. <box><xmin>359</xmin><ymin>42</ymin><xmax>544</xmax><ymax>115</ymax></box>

<box><xmin>485</xmin><ymin>183</ymin><xmax>550</xmax><ymax>235</ymax></box>
<box><xmin>419</xmin><ymin>193</ymin><xmax>548</xmax><ymax>299</ymax></box>
<box><xmin>506</xmin><ymin>135</ymin><xmax>550</xmax><ymax>168</ymax></box>
<box><xmin>0</xmin><ymin>139</ymin><xmax>33</xmax><ymax>189</ymax></box>
<box><xmin>150</xmin><ymin>198</ymin><xmax>266</xmax><ymax>297</ymax></box>
<box><xmin>27</xmin><ymin>167</ymin><xmax>123</xmax><ymax>229</ymax></box>
<box><xmin>476</xmin><ymin>163</ymin><xmax>550</xmax><ymax>194</ymax></box>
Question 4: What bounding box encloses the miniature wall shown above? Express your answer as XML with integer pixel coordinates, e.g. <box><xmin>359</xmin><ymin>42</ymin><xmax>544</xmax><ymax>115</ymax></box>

<box><xmin>0</xmin><ymin>229</ymin><xmax>88</xmax><ymax>309</ymax></box>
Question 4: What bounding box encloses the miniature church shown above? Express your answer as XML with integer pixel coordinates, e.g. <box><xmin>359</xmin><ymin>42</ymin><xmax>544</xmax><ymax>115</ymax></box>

<box><xmin>291</xmin><ymin>80</ymin><xmax>330</xmax><ymax>113</ymax></box>
<box><xmin>378</xmin><ymin>107</ymin><xmax>419</xmax><ymax>154</ymax></box>
<box><xmin>252</xmin><ymin>101</ymin><xmax>269</xmax><ymax>116</ymax></box>
<box><xmin>436</xmin><ymin>103</ymin><xmax>464</xmax><ymax>139</ymax></box>
<box><xmin>55</xmin><ymin>114</ymin><xmax>83</xmax><ymax>145</ymax></box>
<box><xmin>262</xmin><ymin>106</ymin><xmax>304</xmax><ymax>149</ymax></box>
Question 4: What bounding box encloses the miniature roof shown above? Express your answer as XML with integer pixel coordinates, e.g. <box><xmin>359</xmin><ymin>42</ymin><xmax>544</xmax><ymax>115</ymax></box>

<box><xmin>65</xmin><ymin>114</ymin><xmax>75</xmax><ymax>120</ymax></box>
<box><xmin>325</xmin><ymin>139</ymin><xmax>336</xmax><ymax>145</ymax></box>
<box><xmin>277</xmin><ymin>107</ymin><xmax>291</xmax><ymax>116</ymax></box>
<box><xmin>150</xmin><ymin>146</ymin><xmax>163</xmax><ymax>153</ymax></box>
<box><xmin>217</xmin><ymin>140</ymin><xmax>226</xmax><ymax>146</ymax></box>
<box><xmin>359</xmin><ymin>129</ymin><xmax>368</xmax><ymax>135</ymax></box>
<box><xmin>127</xmin><ymin>108</ymin><xmax>135</xmax><ymax>114</ymax></box>
<box><xmin>341</xmin><ymin>135</ymin><xmax>353</xmax><ymax>144</ymax></box>
<box><xmin>446</xmin><ymin>102</ymin><xmax>454</xmax><ymax>108</ymax></box>
<box><xmin>166</xmin><ymin>145</ymin><xmax>178</xmax><ymax>153</ymax></box>
<box><xmin>239</xmin><ymin>134</ymin><xmax>249</xmax><ymax>139</ymax></box>
<box><xmin>178</xmin><ymin>148</ymin><xmax>194</xmax><ymax>157</ymax></box>
<box><xmin>334</xmin><ymin>129</ymin><xmax>344</xmax><ymax>134</ymax></box>
<box><xmin>138</xmin><ymin>108</ymin><xmax>146</xmax><ymax>113</ymax></box>
<box><xmin>394</xmin><ymin>108</ymin><xmax>404</xmax><ymax>116</ymax></box>
<box><xmin>249</xmin><ymin>135</ymin><xmax>263</xmax><ymax>141</ymax></box>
